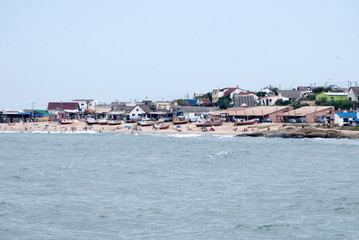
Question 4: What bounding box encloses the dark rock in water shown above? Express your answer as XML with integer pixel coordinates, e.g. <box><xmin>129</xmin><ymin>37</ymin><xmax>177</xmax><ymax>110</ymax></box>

<box><xmin>237</xmin><ymin>127</ymin><xmax>358</xmax><ymax>139</ymax></box>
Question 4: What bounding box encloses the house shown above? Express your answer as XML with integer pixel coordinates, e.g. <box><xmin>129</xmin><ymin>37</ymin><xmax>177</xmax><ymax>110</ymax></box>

<box><xmin>260</xmin><ymin>95</ymin><xmax>289</xmax><ymax>106</ymax></box>
<box><xmin>328</xmin><ymin>85</ymin><xmax>343</xmax><ymax>92</ymax></box>
<box><xmin>149</xmin><ymin>109</ymin><xmax>174</xmax><ymax>120</ymax></box>
<box><xmin>72</xmin><ymin>99</ymin><xmax>98</xmax><ymax>111</ymax></box>
<box><xmin>233</xmin><ymin>92</ymin><xmax>259</xmax><ymax>107</ymax></box>
<box><xmin>0</xmin><ymin>111</ymin><xmax>32</xmax><ymax>123</ymax></box>
<box><xmin>214</xmin><ymin>106</ymin><xmax>291</xmax><ymax>122</ymax></box>
<box><xmin>176</xmin><ymin>106</ymin><xmax>219</xmax><ymax>120</ymax></box>
<box><xmin>47</xmin><ymin>102</ymin><xmax>80</xmax><ymax>119</ymax></box>
<box><xmin>347</xmin><ymin>87</ymin><xmax>359</xmax><ymax>101</ymax></box>
<box><xmin>316</xmin><ymin>92</ymin><xmax>348</xmax><ymax>102</ymax></box>
<box><xmin>334</xmin><ymin>112</ymin><xmax>357</xmax><ymax>126</ymax></box>
<box><xmin>297</xmin><ymin>86</ymin><xmax>312</xmax><ymax>92</ymax></box>
<box><xmin>155</xmin><ymin>101</ymin><xmax>173</xmax><ymax>110</ymax></box>
<box><xmin>193</xmin><ymin>93</ymin><xmax>206</xmax><ymax>98</ymax></box>
<box><xmin>127</xmin><ymin>104</ymin><xmax>151</xmax><ymax>120</ymax></box>
<box><xmin>278</xmin><ymin>106</ymin><xmax>334</xmax><ymax>123</ymax></box>
<box><xmin>96</xmin><ymin>106</ymin><xmax>112</xmax><ymax>119</ymax></box>
<box><xmin>197</xmin><ymin>98</ymin><xmax>211</xmax><ymax>105</ymax></box>
<box><xmin>275</xmin><ymin>90</ymin><xmax>302</xmax><ymax>101</ymax></box>
<box><xmin>212</xmin><ymin>86</ymin><xmax>245</xmax><ymax>103</ymax></box>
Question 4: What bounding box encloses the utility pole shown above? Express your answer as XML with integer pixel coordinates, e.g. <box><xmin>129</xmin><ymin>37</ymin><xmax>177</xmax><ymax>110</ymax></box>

<box><xmin>31</xmin><ymin>102</ymin><xmax>34</xmax><ymax>121</ymax></box>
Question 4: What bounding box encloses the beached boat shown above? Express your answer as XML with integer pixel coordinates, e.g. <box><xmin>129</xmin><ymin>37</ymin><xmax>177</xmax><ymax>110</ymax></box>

<box><xmin>138</xmin><ymin>121</ymin><xmax>154</xmax><ymax>127</ymax></box>
<box><xmin>154</xmin><ymin>124</ymin><xmax>170</xmax><ymax>130</ymax></box>
<box><xmin>172</xmin><ymin>119</ymin><xmax>188</xmax><ymax>125</ymax></box>
<box><xmin>108</xmin><ymin>120</ymin><xmax>121</xmax><ymax>125</ymax></box>
<box><xmin>59</xmin><ymin>119</ymin><xmax>74</xmax><ymax>124</ymax></box>
<box><xmin>98</xmin><ymin>119</ymin><xmax>108</xmax><ymax>125</ymax></box>
<box><xmin>126</xmin><ymin>119</ymin><xmax>137</xmax><ymax>123</ymax></box>
<box><xmin>86</xmin><ymin>118</ymin><xmax>98</xmax><ymax>124</ymax></box>
<box><xmin>234</xmin><ymin>119</ymin><xmax>256</xmax><ymax>126</ymax></box>
<box><xmin>196</xmin><ymin>121</ymin><xmax>223</xmax><ymax>127</ymax></box>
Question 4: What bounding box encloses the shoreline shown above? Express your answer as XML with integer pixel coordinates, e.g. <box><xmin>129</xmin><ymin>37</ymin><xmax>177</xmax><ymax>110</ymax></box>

<box><xmin>1</xmin><ymin>121</ymin><xmax>359</xmax><ymax>139</ymax></box>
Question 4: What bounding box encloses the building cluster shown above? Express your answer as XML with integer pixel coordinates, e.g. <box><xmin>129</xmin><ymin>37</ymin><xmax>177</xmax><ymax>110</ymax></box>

<box><xmin>2</xmin><ymin>85</ymin><xmax>359</xmax><ymax>127</ymax></box>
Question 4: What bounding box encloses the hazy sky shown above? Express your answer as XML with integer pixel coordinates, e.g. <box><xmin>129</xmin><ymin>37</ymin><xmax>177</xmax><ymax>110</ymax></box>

<box><xmin>1</xmin><ymin>0</ymin><xmax>359</xmax><ymax>110</ymax></box>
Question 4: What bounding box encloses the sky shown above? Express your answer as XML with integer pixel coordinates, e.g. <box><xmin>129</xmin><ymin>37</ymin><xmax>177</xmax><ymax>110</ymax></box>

<box><xmin>1</xmin><ymin>0</ymin><xmax>359</xmax><ymax>110</ymax></box>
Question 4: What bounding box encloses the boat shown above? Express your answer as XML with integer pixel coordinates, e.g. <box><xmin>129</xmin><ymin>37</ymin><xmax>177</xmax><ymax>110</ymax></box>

<box><xmin>154</xmin><ymin>124</ymin><xmax>170</xmax><ymax>130</ymax></box>
<box><xmin>172</xmin><ymin>119</ymin><xmax>188</xmax><ymax>125</ymax></box>
<box><xmin>98</xmin><ymin>119</ymin><xmax>108</xmax><ymax>125</ymax></box>
<box><xmin>86</xmin><ymin>117</ymin><xmax>98</xmax><ymax>124</ymax></box>
<box><xmin>108</xmin><ymin>120</ymin><xmax>121</xmax><ymax>125</ymax></box>
<box><xmin>233</xmin><ymin>119</ymin><xmax>257</xmax><ymax>126</ymax></box>
<box><xmin>196</xmin><ymin>121</ymin><xmax>223</xmax><ymax>127</ymax></box>
<box><xmin>59</xmin><ymin>119</ymin><xmax>74</xmax><ymax>124</ymax></box>
<box><xmin>138</xmin><ymin>121</ymin><xmax>154</xmax><ymax>127</ymax></box>
<box><xmin>126</xmin><ymin>119</ymin><xmax>137</xmax><ymax>123</ymax></box>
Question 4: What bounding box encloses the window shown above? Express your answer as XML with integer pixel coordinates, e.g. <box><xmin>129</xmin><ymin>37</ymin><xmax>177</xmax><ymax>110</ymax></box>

<box><xmin>344</xmin><ymin>118</ymin><xmax>349</xmax><ymax>122</ymax></box>
<box><xmin>136</xmin><ymin>109</ymin><xmax>139</xmax><ymax>111</ymax></box>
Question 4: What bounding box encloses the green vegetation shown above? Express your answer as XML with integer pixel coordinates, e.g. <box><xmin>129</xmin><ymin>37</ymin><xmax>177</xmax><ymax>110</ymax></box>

<box><xmin>195</xmin><ymin>92</ymin><xmax>212</xmax><ymax>102</ymax></box>
<box><xmin>217</xmin><ymin>96</ymin><xmax>232</xmax><ymax>109</ymax></box>
<box><xmin>312</xmin><ymin>87</ymin><xmax>331</xmax><ymax>94</ymax></box>
<box><xmin>256</xmin><ymin>92</ymin><xmax>266</xmax><ymax>97</ymax></box>
<box><xmin>340</xmin><ymin>126</ymin><xmax>359</xmax><ymax>131</ymax></box>
<box><xmin>275</xmin><ymin>99</ymin><xmax>291</xmax><ymax>106</ymax></box>
<box><xmin>176</xmin><ymin>99</ymin><xmax>188</xmax><ymax>106</ymax></box>
<box><xmin>315</xmin><ymin>99</ymin><xmax>353</xmax><ymax>110</ymax></box>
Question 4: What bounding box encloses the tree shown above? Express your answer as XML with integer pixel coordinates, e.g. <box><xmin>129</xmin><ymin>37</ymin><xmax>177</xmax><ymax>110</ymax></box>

<box><xmin>176</xmin><ymin>99</ymin><xmax>188</xmax><ymax>106</ymax></box>
<box><xmin>256</xmin><ymin>92</ymin><xmax>266</xmax><ymax>97</ymax></box>
<box><xmin>275</xmin><ymin>99</ymin><xmax>291</xmax><ymax>106</ymax></box>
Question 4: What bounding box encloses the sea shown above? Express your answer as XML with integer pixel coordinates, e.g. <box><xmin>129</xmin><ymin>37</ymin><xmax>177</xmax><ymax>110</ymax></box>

<box><xmin>1</xmin><ymin>132</ymin><xmax>359</xmax><ymax>240</ymax></box>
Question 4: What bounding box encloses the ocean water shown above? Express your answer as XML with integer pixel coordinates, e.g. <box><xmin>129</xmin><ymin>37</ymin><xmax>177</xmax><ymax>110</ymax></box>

<box><xmin>1</xmin><ymin>132</ymin><xmax>359</xmax><ymax>240</ymax></box>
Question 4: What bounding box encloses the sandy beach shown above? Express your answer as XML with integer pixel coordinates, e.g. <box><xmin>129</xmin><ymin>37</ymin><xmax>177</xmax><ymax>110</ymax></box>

<box><xmin>1</xmin><ymin>120</ymin><xmax>359</xmax><ymax>138</ymax></box>
<box><xmin>0</xmin><ymin>120</ymin><xmax>280</xmax><ymax>135</ymax></box>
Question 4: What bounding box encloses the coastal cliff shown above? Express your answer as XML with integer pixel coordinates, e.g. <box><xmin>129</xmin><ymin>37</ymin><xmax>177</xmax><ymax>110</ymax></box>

<box><xmin>238</xmin><ymin>126</ymin><xmax>359</xmax><ymax>139</ymax></box>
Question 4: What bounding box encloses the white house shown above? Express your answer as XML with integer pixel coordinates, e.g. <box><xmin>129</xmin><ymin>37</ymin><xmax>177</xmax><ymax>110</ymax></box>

<box><xmin>347</xmin><ymin>87</ymin><xmax>359</xmax><ymax>101</ymax></box>
<box><xmin>177</xmin><ymin>106</ymin><xmax>219</xmax><ymax>120</ymax></box>
<box><xmin>212</xmin><ymin>86</ymin><xmax>245</xmax><ymax>103</ymax></box>
<box><xmin>127</xmin><ymin>104</ymin><xmax>151</xmax><ymax>120</ymax></box>
<box><xmin>72</xmin><ymin>99</ymin><xmax>98</xmax><ymax>111</ymax></box>
<box><xmin>334</xmin><ymin>112</ymin><xmax>357</xmax><ymax>126</ymax></box>
<box><xmin>261</xmin><ymin>95</ymin><xmax>289</xmax><ymax>106</ymax></box>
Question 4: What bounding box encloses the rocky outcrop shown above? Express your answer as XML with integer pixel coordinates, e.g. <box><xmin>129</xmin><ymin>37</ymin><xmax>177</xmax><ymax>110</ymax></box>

<box><xmin>238</xmin><ymin>127</ymin><xmax>359</xmax><ymax>139</ymax></box>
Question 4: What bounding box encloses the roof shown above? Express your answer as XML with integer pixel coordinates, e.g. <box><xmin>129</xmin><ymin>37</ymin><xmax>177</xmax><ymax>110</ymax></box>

<box><xmin>197</xmin><ymin>98</ymin><xmax>211</xmax><ymax>104</ymax></box>
<box><xmin>280</xmin><ymin>106</ymin><xmax>333</xmax><ymax>117</ymax></box>
<box><xmin>188</xmin><ymin>99</ymin><xmax>198</xmax><ymax>105</ymax></box>
<box><xmin>47</xmin><ymin>102</ymin><xmax>79</xmax><ymax>110</ymax></box>
<box><xmin>139</xmin><ymin>104</ymin><xmax>151</xmax><ymax>113</ymax></box>
<box><xmin>216</xmin><ymin>106</ymin><xmax>290</xmax><ymax>116</ymax></box>
<box><xmin>261</xmin><ymin>96</ymin><xmax>278</xmax><ymax>99</ymax></box>
<box><xmin>223</xmin><ymin>88</ymin><xmax>237</xmax><ymax>97</ymax></box>
<box><xmin>335</xmin><ymin>112</ymin><xmax>357</xmax><ymax>118</ymax></box>
<box><xmin>34</xmin><ymin>110</ymin><xmax>51</xmax><ymax>116</ymax></box>
<box><xmin>178</xmin><ymin>106</ymin><xmax>219</xmax><ymax>113</ymax></box>
<box><xmin>349</xmin><ymin>87</ymin><xmax>359</xmax><ymax>97</ymax></box>
<box><xmin>72</xmin><ymin>99</ymin><xmax>95</xmax><ymax>101</ymax></box>
<box><xmin>96</xmin><ymin>107</ymin><xmax>111</xmax><ymax>113</ymax></box>
<box><xmin>323</xmin><ymin>92</ymin><xmax>347</xmax><ymax>96</ymax></box>
<box><xmin>234</xmin><ymin>95</ymin><xmax>257</xmax><ymax>107</ymax></box>
<box><xmin>275</xmin><ymin>90</ymin><xmax>302</xmax><ymax>99</ymax></box>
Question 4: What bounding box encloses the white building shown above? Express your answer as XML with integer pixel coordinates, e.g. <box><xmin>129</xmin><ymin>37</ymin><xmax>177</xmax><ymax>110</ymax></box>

<box><xmin>334</xmin><ymin>112</ymin><xmax>357</xmax><ymax>126</ymax></box>
<box><xmin>127</xmin><ymin>104</ymin><xmax>151</xmax><ymax>120</ymax></box>
<box><xmin>261</xmin><ymin>95</ymin><xmax>289</xmax><ymax>106</ymax></box>
<box><xmin>211</xmin><ymin>87</ymin><xmax>245</xmax><ymax>103</ymax></box>
<box><xmin>72</xmin><ymin>99</ymin><xmax>98</xmax><ymax>111</ymax></box>
<box><xmin>347</xmin><ymin>87</ymin><xmax>359</xmax><ymax>101</ymax></box>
